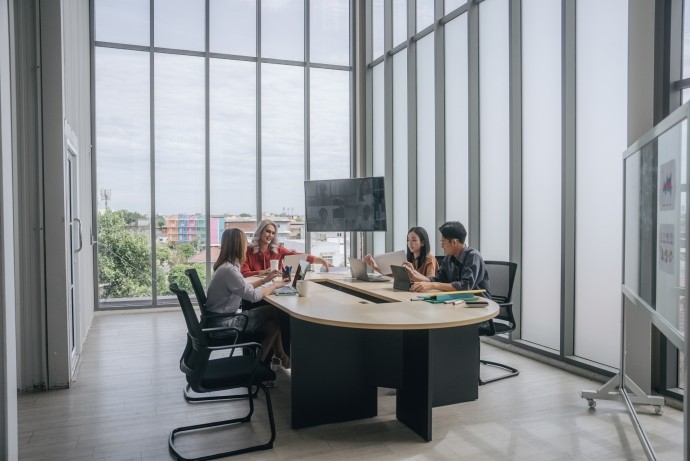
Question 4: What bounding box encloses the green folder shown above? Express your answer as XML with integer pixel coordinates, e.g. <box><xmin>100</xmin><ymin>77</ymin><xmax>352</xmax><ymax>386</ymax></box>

<box><xmin>420</xmin><ymin>293</ymin><xmax>479</xmax><ymax>304</ymax></box>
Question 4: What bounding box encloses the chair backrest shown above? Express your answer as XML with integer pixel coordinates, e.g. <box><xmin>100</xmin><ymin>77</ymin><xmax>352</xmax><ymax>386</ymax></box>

<box><xmin>185</xmin><ymin>268</ymin><xmax>207</xmax><ymax>312</ymax></box>
<box><xmin>484</xmin><ymin>261</ymin><xmax>517</xmax><ymax>305</ymax></box>
<box><xmin>483</xmin><ymin>261</ymin><xmax>518</xmax><ymax>334</ymax></box>
<box><xmin>169</xmin><ymin>283</ymin><xmax>210</xmax><ymax>388</ymax></box>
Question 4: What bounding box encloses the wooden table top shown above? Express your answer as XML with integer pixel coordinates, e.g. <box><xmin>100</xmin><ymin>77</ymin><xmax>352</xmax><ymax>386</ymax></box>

<box><xmin>263</xmin><ymin>273</ymin><xmax>498</xmax><ymax>330</ymax></box>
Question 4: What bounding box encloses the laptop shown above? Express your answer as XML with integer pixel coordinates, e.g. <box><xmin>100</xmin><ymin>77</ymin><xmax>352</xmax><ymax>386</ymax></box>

<box><xmin>275</xmin><ymin>263</ymin><xmax>302</xmax><ymax>295</ymax></box>
<box><xmin>282</xmin><ymin>254</ymin><xmax>304</xmax><ymax>272</ymax></box>
<box><xmin>390</xmin><ymin>265</ymin><xmax>412</xmax><ymax>291</ymax></box>
<box><xmin>349</xmin><ymin>257</ymin><xmax>390</xmax><ymax>282</ymax></box>
<box><xmin>372</xmin><ymin>250</ymin><xmax>406</xmax><ymax>276</ymax></box>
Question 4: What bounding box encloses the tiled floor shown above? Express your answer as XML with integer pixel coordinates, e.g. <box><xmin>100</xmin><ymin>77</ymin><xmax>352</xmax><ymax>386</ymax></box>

<box><xmin>18</xmin><ymin>309</ymin><xmax>684</xmax><ymax>460</ymax></box>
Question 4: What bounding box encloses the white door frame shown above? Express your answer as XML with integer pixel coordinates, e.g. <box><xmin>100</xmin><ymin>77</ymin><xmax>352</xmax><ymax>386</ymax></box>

<box><xmin>65</xmin><ymin>138</ymin><xmax>81</xmax><ymax>375</ymax></box>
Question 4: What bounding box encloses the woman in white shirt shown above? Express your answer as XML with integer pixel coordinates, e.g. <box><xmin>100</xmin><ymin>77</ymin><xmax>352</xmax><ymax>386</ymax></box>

<box><xmin>205</xmin><ymin>228</ymin><xmax>291</xmax><ymax>368</ymax></box>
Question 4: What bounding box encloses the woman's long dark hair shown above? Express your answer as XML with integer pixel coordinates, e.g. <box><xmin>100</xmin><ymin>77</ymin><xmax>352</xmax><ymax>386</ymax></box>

<box><xmin>406</xmin><ymin>226</ymin><xmax>430</xmax><ymax>270</ymax></box>
<box><xmin>214</xmin><ymin>228</ymin><xmax>247</xmax><ymax>271</ymax></box>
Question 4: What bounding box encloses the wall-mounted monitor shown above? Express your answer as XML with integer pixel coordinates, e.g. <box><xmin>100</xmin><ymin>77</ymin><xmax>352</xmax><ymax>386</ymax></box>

<box><xmin>304</xmin><ymin>177</ymin><xmax>387</xmax><ymax>232</ymax></box>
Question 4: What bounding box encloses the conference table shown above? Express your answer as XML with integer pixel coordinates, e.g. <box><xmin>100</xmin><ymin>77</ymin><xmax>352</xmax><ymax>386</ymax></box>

<box><xmin>264</xmin><ymin>273</ymin><xmax>499</xmax><ymax>441</ymax></box>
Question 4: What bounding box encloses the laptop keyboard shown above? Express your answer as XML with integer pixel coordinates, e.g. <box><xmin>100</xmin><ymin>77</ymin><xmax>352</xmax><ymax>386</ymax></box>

<box><xmin>275</xmin><ymin>285</ymin><xmax>298</xmax><ymax>295</ymax></box>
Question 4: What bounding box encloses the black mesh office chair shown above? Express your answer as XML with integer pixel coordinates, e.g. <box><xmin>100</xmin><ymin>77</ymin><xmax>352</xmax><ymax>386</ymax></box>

<box><xmin>479</xmin><ymin>261</ymin><xmax>519</xmax><ymax>385</ymax></box>
<box><xmin>185</xmin><ymin>268</ymin><xmax>248</xmax><ymax>332</ymax></box>
<box><xmin>169</xmin><ymin>284</ymin><xmax>276</xmax><ymax>460</ymax></box>
<box><xmin>435</xmin><ymin>255</ymin><xmax>445</xmax><ymax>267</ymax></box>
<box><xmin>182</xmin><ymin>270</ymin><xmax>253</xmax><ymax>402</ymax></box>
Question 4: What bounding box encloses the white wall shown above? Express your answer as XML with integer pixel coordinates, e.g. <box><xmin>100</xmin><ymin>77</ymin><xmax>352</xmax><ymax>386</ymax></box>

<box><xmin>63</xmin><ymin>0</ymin><xmax>95</xmax><ymax>355</ymax></box>
<box><xmin>40</xmin><ymin>0</ymin><xmax>94</xmax><ymax>388</ymax></box>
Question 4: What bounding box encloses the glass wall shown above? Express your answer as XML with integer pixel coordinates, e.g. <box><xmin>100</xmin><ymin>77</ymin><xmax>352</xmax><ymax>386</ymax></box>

<box><xmin>416</xmin><ymin>33</ymin><xmax>436</xmax><ymax>255</ymax></box>
<box><xmin>393</xmin><ymin>50</ymin><xmax>409</xmax><ymax>251</ymax></box>
<box><xmin>444</xmin><ymin>15</ymin><xmax>468</xmax><ymax>231</ymax></box>
<box><xmin>372</xmin><ymin>63</ymin><xmax>386</xmax><ymax>255</ymax></box>
<box><xmin>521</xmin><ymin>0</ymin><xmax>561</xmax><ymax>350</ymax></box>
<box><xmin>574</xmin><ymin>0</ymin><xmax>628</xmax><ymax>367</ymax></box>
<box><xmin>478</xmin><ymin>0</ymin><xmax>509</xmax><ymax>260</ymax></box>
<box><xmin>364</xmin><ymin>0</ymin><xmax>643</xmax><ymax>384</ymax></box>
<box><xmin>94</xmin><ymin>47</ymin><xmax>151</xmax><ymax>302</ymax></box>
<box><xmin>94</xmin><ymin>0</ymin><xmax>352</xmax><ymax>307</ymax></box>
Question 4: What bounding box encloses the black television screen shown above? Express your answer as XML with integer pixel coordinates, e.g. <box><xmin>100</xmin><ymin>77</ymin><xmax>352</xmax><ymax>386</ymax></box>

<box><xmin>304</xmin><ymin>177</ymin><xmax>387</xmax><ymax>232</ymax></box>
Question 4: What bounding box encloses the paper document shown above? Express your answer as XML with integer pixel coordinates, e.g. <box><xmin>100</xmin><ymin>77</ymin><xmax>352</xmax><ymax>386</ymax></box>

<box><xmin>322</xmin><ymin>266</ymin><xmax>351</xmax><ymax>275</ymax></box>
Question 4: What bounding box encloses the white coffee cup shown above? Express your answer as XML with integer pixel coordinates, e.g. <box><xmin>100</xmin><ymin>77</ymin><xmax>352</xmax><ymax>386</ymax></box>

<box><xmin>270</xmin><ymin>259</ymin><xmax>279</xmax><ymax>271</ymax></box>
<box><xmin>296</xmin><ymin>280</ymin><xmax>309</xmax><ymax>297</ymax></box>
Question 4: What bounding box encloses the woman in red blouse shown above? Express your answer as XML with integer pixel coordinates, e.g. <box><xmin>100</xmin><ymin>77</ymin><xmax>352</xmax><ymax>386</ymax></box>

<box><xmin>240</xmin><ymin>219</ymin><xmax>332</xmax><ymax>277</ymax></box>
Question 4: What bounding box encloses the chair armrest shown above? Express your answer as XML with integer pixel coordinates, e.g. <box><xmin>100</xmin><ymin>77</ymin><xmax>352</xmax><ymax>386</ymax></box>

<box><xmin>202</xmin><ymin>325</ymin><xmax>242</xmax><ymax>334</ymax></box>
<box><xmin>201</xmin><ymin>325</ymin><xmax>242</xmax><ymax>343</ymax></box>
<box><xmin>206</xmin><ymin>341</ymin><xmax>264</xmax><ymax>357</ymax></box>
<box><xmin>202</xmin><ymin>311</ymin><xmax>242</xmax><ymax>319</ymax></box>
<box><xmin>496</xmin><ymin>302</ymin><xmax>517</xmax><ymax>331</ymax></box>
<box><xmin>200</xmin><ymin>312</ymin><xmax>249</xmax><ymax>333</ymax></box>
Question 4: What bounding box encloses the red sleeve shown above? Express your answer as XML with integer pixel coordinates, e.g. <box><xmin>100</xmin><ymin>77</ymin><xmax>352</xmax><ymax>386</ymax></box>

<box><xmin>277</xmin><ymin>245</ymin><xmax>314</xmax><ymax>263</ymax></box>
<box><xmin>240</xmin><ymin>247</ymin><xmax>259</xmax><ymax>277</ymax></box>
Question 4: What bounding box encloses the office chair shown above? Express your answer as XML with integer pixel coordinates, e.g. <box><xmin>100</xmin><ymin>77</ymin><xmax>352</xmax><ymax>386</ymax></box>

<box><xmin>182</xmin><ymin>270</ymin><xmax>254</xmax><ymax>402</ymax></box>
<box><xmin>169</xmin><ymin>284</ymin><xmax>276</xmax><ymax>460</ymax></box>
<box><xmin>479</xmin><ymin>261</ymin><xmax>519</xmax><ymax>385</ymax></box>
<box><xmin>185</xmin><ymin>268</ymin><xmax>248</xmax><ymax>331</ymax></box>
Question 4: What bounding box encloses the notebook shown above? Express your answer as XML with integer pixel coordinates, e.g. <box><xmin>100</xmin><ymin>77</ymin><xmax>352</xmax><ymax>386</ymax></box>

<box><xmin>373</xmin><ymin>250</ymin><xmax>406</xmax><ymax>276</ymax></box>
<box><xmin>390</xmin><ymin>265</ymin><xmax>412</xmax><ymax>291</ymax></box>
<box><xmin>349</xmin><ymin>257</ymin><xmax>390</xmax><ymax>282</ymax></box>
<box><xmin>274</xmin><ymin>263</ymin><xmax>302</xmax><ymax>295</ymax></box>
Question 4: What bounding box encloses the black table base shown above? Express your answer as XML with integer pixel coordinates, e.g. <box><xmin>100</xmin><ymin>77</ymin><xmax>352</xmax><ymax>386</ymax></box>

<box><xmin>290</xmin><ymin>318</ymin><xmax>479</xmax><ymax>441</ymax></box>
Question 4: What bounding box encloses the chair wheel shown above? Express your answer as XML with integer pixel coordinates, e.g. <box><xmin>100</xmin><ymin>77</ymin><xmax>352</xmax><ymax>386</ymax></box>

<box><xmin>587</xmin><ymin>399</ymin><xmax>596</xmax><ymax>409</ymax></box>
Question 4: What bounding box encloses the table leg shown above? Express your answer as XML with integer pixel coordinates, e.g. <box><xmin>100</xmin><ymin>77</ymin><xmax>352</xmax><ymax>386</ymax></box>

<box><xmin>396</xmin><ymin>329</ymin><xmax>432</xmax><ymax>441</ymax></box>
<box><xmin>290</xmin><ymin>318</ymin><xmax>378</xmax><ymax>428</ymax></box>
<box><xmin>396</xmin><ymin>326</ymin><xmax>480</xmax><ymax>441</ymax></box>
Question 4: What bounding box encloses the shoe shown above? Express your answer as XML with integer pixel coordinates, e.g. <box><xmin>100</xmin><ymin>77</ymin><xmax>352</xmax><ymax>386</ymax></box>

<box><xmin>272</xmin><ymin>353</ymin><xmax>291</xmax><ymax>369</ymax></box>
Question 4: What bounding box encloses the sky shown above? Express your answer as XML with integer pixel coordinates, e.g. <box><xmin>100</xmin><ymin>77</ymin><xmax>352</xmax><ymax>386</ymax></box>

<box><xmin>95</xmin><ymin>0</ymin><xmax>351</xmax><ymax>216</ymax></box>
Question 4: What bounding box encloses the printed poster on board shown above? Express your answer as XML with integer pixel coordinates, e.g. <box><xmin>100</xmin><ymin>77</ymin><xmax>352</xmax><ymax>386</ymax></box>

<box><xmin>659</xmin><ymin>159</ymin><xmax>675</xmax><ymax>211</ymax></box>
<box><xmin>659</xmin><ymin>223</ymin><xmax>675</xmax><ymax>275</ymax></box>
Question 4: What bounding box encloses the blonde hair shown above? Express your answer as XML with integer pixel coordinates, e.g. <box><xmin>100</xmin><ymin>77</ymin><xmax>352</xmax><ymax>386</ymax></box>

<box><xmin>214</xmin><ymin>228</ymin><xmax>247</xmax><ymax>271</ymax></box>
<box><xmin>250</xmin><ymin>219</ymin><xmax>279</xmax><ymax>254</ymax></box>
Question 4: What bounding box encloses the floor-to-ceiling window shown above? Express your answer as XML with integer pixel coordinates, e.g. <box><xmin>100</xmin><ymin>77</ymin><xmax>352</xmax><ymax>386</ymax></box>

<box><xmin>368</xmin><ymin>0</ymin><xmax>471</xmax><ymax>255</ymax></box>
<box><xmin>521</xmin><ymin>0</ymin><xmax>561</xmax><ymax>350</ymax></box>
<box><xmin>94</xmin><ymin>0</ymin><xmax>353</xmax><ymax>308</ymax></box>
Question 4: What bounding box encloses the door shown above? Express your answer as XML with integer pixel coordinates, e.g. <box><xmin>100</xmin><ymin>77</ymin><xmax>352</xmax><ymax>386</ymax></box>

<box><xmin>66</xmin><ymin>143</ymin><xmax>82</xmax><ymax>375</ymax></box>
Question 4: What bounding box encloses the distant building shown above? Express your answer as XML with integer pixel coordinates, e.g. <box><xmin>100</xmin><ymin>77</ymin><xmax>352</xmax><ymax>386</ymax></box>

<box><xmin>209</xmin><ymin>216</ymin><xmax>225</xmax><ymax>246</ymax></box>
<box><xmin>223</xmin><ymin>216</ymin><xmax>257</xmax><ymax>237</ymax></box>
<box><xmin>164</xmin><ymin>214</ymin><xmax>207</xmax><ymax>244</ymax></box>
<box><xmin>127</xmin><ymin>218</ymin><xmax>150</xmax><ymax>234</ymax></box>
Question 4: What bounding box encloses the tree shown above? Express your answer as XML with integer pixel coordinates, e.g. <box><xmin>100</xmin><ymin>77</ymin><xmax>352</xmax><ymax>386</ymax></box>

<box><xmin>177</xmin><ymin>243</ymin><xmax>196</xmax><ymax>261</ymax></box>
<box><xmin>167</xmin><ymin>263</ymin><xmax>206</xmax><ymax>294</ymax></box>
<box><xmin>98</xmin><ymin>209</ymin><xmax>152</xmax><ymax>299</ymax></box>
<box><xmin>116</xmin><ymin>209</ymin><xmax>147</xmax><ymax>225</ymax></box>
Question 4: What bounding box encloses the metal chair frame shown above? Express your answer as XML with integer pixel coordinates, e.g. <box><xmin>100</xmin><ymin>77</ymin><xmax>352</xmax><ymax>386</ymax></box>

<box><xmin>169</xmin><ymin>284</ymin><xmax>276</xmax><ymax>460</ymax></box>
<box><xmin>479</xmin><ymin>260</ymin><xmax>519</xmax><ymax>385</ymax></box>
